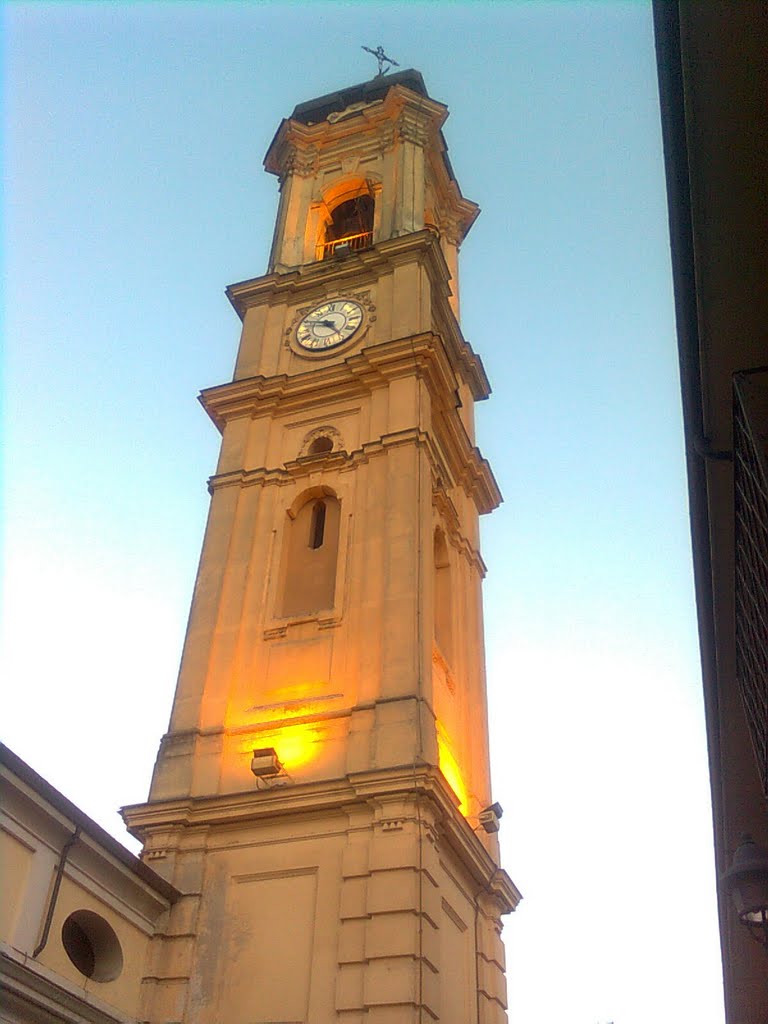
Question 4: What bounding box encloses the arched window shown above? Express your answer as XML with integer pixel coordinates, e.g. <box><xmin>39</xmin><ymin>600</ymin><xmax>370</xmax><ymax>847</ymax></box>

<box><xmin>279</xmin><ymin>493</ymin><xmax>341</xmax><ymax>617</ymax></box>
<box><xmin>308</xmin><ymin>435</ymin><xmax>333</xmax><ymax>456</ymax></box>
<box><xmin>434</xmin><ymin>528</ymin><xmax>453</xmax><ymax>662</ymax></box>
<box><xmin>322</xmin><ymin>194</ymin><xmax>374</xmax><ymax>258</ymax></box>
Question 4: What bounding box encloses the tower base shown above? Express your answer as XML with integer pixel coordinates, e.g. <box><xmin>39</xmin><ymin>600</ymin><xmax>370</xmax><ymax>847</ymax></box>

<box><xmin>123</xmin><ymin>766</ymin><xmax>519</xmax><ymax>1024</ymax></box>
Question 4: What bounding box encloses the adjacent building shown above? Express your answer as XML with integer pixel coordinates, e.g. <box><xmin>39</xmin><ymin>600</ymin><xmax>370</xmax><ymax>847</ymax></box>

<box><xmin>653</xmin><ymin>4</ymin><xmax>768</xmax><ymax>1021</ymax></box>
<box><xmin>1</xmin><ymin>744</ymin><xmax>178</xmax><ymax>1024</ymax></box>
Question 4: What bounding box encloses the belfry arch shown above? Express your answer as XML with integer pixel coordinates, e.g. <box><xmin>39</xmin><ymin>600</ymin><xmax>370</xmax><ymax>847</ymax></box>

<box><xmin>315</xmin><ymin>176</ymin><xmax>379</xmax><ymax>260</ymax></box>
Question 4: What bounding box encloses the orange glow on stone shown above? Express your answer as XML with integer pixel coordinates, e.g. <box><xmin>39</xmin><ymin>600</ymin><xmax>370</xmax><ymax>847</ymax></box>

<box><xmin>237</xmin><ymin>721</ymin><xmax>323</xmax><ymax>772</ymax></box>
<box><xmin>436</xmin><ymin>724</ymin><xmax>469</xmax><ymax>816</ymax></box>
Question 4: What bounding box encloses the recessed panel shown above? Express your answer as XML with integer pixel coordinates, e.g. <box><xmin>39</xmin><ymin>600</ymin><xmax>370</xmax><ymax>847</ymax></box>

<box><xmin>222</xmin><ymin>869</ymin><xmax>318</xmax><ymax>1024</ymax></box>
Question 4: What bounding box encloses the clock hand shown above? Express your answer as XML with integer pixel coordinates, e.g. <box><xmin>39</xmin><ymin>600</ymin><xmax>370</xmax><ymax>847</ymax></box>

<box><xmin>317</xmin><ymin>319</ymin><xmax>339</xmax><ymax>329</ymax></box>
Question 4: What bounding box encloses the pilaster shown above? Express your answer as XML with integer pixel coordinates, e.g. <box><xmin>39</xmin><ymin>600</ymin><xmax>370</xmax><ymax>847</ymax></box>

<box><xmin>476</xmin><ymin>892</ymin><xmax>510</xmax><ymax>1024</ymax></box>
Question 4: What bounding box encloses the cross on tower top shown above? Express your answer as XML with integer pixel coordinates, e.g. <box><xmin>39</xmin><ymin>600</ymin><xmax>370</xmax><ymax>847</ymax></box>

<box><xmin>361</xmin><ymin>44</ymin><xmax>399</xmax><ymax>77</ymax></box>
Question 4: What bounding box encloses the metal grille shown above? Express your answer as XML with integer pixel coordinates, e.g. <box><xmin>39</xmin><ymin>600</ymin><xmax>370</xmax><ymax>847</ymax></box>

<box><xmin>734</xmin><ymin>369</ymin><xmax>768</xmax><ymax>799</ymax></box>
<box><xmin>322</xmin><ymin>231</ymin><xmax>373</xmax><ymax>259</ymax></box>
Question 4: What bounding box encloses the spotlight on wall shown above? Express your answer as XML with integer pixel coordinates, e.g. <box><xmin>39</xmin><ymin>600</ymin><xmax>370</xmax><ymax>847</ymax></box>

<box><xmin>478</xmin><ymin>802</ymin><xmax>503</xmax><ymax>834</ymax></box>
<box><xmin>721</xmin><ymin>834</ymin><xmax>768</xmax><ymax>952</ymax></box>
<box><xmin>250</xmin><ymin>747</ymin><xmax>283</xmax><ymax>779</ymax></box>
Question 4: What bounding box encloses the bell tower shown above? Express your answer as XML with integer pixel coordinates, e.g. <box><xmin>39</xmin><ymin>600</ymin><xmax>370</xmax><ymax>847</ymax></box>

<box><xmin>123</xmin><ymin>70</ymin><xmax>520</xmax><ymax>1024</ymax></box>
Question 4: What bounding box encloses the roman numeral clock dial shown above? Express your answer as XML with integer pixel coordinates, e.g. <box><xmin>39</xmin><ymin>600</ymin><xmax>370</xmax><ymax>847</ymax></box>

<box><xmin>296</xmin><ymin>298</ymin><xmax>364</xmax><ymax>351</ymax></box>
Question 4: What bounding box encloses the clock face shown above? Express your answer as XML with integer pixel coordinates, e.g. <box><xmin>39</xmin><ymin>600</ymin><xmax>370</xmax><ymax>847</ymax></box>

<box><xmin>296</xmin><ymin>299</ymin><xmax>364</xmax><ymax>351</ymax></box>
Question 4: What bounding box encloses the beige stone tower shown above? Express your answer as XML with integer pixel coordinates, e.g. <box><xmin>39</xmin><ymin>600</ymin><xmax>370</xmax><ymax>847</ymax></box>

<box><xmin>123</xmin><ymin>70</ymin><xmax>519</xmax><ymax>1024</ymax></box>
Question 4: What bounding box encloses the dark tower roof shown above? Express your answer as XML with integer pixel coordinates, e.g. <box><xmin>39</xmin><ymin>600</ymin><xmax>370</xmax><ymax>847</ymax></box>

<box><xmin>286</xmin><ymin>70</ymin><xmax>457</xmax><ymax>186</ymax></box>
<box><xmin>291</xmin><ymin>69</ymin><xmax>430</xmax><ymax>125</ymax></box>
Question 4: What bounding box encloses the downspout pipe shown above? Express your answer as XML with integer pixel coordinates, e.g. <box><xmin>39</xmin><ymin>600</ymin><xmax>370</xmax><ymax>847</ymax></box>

<box><xmin>33</xmin><ymin>826</ymin><xmax>80</xmax><ymax>958</ymax></box>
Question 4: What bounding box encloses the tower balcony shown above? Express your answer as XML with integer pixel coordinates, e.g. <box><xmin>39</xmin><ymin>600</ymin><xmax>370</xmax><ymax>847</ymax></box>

<box><xmin>321</xmin><ymin>229</ymin><xmax>373</xmax><ymax>260</ymax></box>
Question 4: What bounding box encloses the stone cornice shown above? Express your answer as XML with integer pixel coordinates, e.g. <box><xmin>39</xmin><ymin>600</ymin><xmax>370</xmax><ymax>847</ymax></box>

<box><xmin>432</xmin><ymin>486</ymin><xmax>489</xmax><ymax>577</ymax></box>
<box><xmin>0</xmin><ymin>744</ymin><xmax>179</xmax><ymax>907</ymax></box>
<box><xmin>199</xmin><ymin>334</ymin><xmax>501</xmax><ymax>514</ymax></box>
<box><xmin>265</xmin><ymin>84</ymin><xmax>448</xmax><ymax>180</ymax></box>
<box><xmin>0</xmin><ymin>942</ymin><xmax>133</xmax><ymax>1024</ymax></box>
<box><xmin>226</xmin><ymin>229</ymin><xmax>422</xmax><ymax>309</ymax></box>
<box><xmin>427</xmin><ymin>148</ymin><xmax>480</xmax><ymax>247</ymax></box>
<box><xmin>206</xmin><ymin>434</ymin><xmax>491</xmax><ymax>564</ymax></box>
<box><xmin>226</xmin><ymin>231</ymin><xmax>427</xmax><ymax>316</ymax></box>
<box><xmin>349</xmin><ymin>766</ymin><xmax>521</xmax><ymax>914</ymax></box>
<box><xmin>264</xmin><ymin>81</ymin><xmax>478</xmax><ymax>245</ymax></box>
<box><xmin>226</xmin><ymin>232</ymin><xmax>492</xmax><ymax>403</ymax></box>
<box><xmin>121</xmin><ymin>764</ymin><xmax>521</xmax><ymax>914</ymax></box>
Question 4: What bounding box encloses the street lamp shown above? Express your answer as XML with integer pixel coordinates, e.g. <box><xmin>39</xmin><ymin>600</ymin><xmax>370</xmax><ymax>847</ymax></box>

<box><xmin>722</xmin><ymin>834</ymin><xmax>768</xmax><ymax>951</ymax></box>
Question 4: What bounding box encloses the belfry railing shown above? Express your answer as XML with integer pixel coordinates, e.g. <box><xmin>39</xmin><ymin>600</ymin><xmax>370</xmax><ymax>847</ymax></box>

<box><xmin>322</xmin><ymin>231</ymin><xmax>373</xmax><ymax>259</ymax></box>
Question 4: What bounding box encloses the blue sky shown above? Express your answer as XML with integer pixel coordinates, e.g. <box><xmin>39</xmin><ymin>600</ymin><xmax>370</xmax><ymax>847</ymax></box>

<box><xmin>3</xmin><ymin>3</ymin><xmax>724</xmax><ymax>1022</ymax></box>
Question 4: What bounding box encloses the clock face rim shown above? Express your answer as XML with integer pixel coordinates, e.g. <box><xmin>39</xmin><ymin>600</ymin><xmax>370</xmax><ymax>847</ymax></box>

<box><xmin>295</xmin><ymin>298</ymin><xmax>365</xmax><ymax>352</ymax></box>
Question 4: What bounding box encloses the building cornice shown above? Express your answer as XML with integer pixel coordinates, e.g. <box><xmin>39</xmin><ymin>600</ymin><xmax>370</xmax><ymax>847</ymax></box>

<box><xmin>0</xmin><ymin>745</ymin><xmax>179</xmax><ymax>905</ymax></box>
<box><xmin>265</xmin><ymin>84</ymin><xmax>445</xmax><ymax>176</ymax></box>
<box><xmin>199</xmin><ymin>332</ymin><xmax>501</xmax><ymax>514</ymax></box>
<box><xmin>0</xmin><ymin>942</ymin><xmax>134</xmax><ymax>1024</ymax></box>
<box><xmin>121</xmin><ymin>764</ymin><xmax>520</xmax><ymax>914</ymax></box>
<box><xmin>227</xmin><ymin>232</ymin><xmax>490</xmax><ymax>399</ymax></box>
<box><xmin>264</xmin><ymin>80</ymin><xmax>479</xmax><ymax>239</ymax></box>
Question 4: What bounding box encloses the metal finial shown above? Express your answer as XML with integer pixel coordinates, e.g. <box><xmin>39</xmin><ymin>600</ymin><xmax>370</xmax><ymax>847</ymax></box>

<box><xmin>361</xmin><ymin>45</ymin><xmax>400</xmax><ymax>78</ymax></box>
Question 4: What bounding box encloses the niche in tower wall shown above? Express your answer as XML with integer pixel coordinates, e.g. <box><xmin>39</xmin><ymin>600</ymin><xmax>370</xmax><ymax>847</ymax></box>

<box><xmin>278</xmin><ymin>492</ymin><xmax>341</xmax><ymax>617</ymax></box>
<box><xmin>434</xmin><ymin>527</ymin><xmax>453</xmax><ymax>664</ymax></box>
